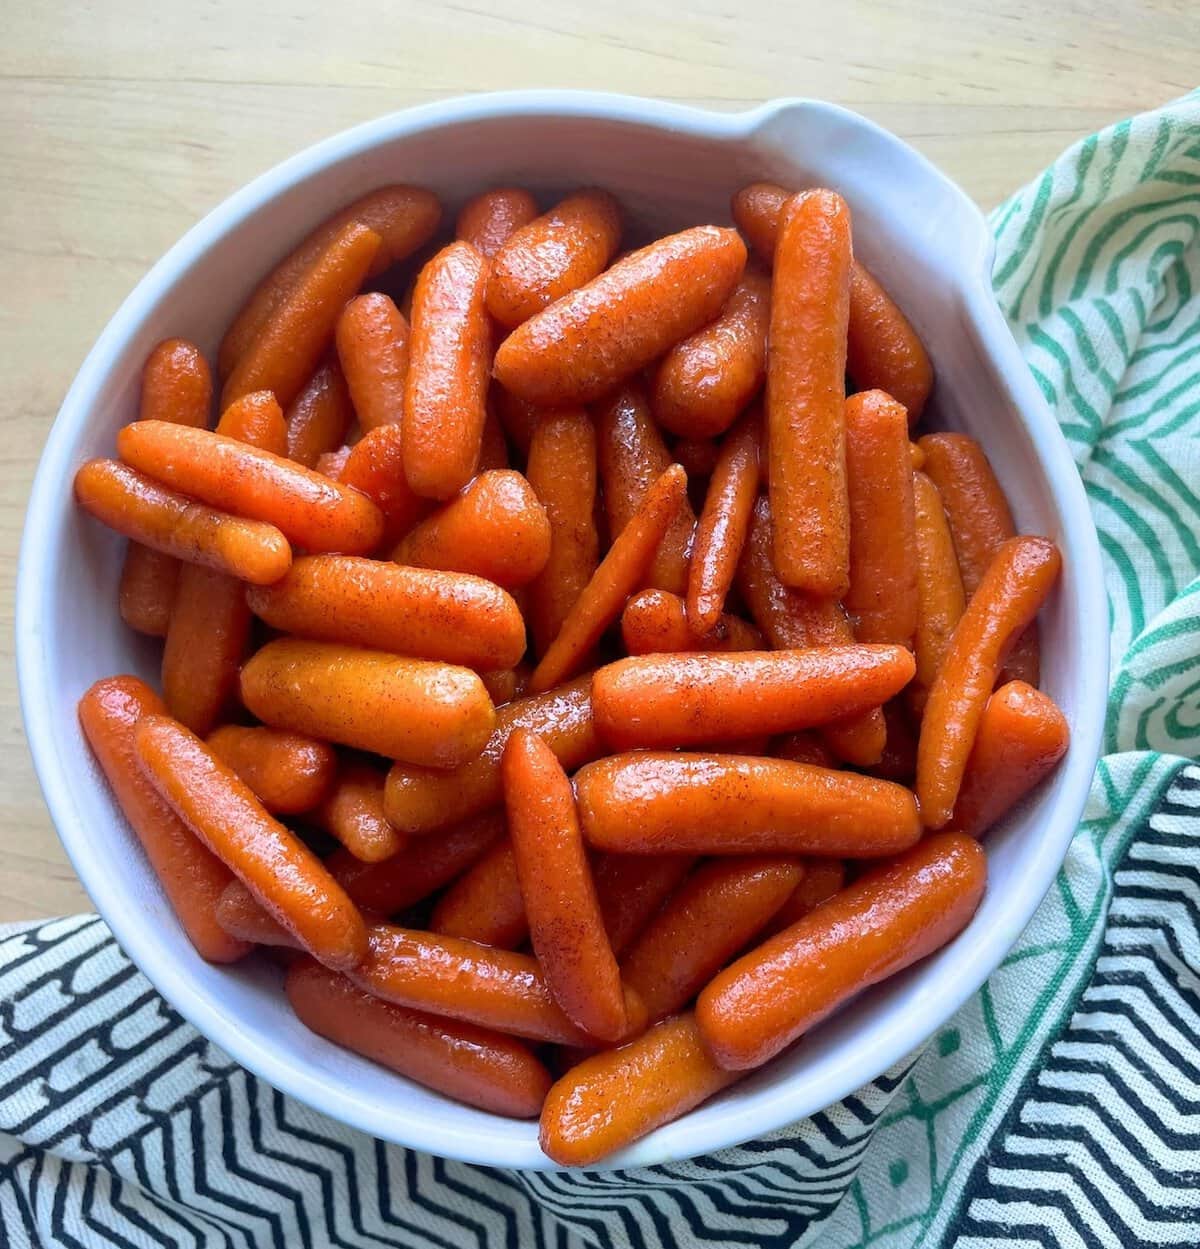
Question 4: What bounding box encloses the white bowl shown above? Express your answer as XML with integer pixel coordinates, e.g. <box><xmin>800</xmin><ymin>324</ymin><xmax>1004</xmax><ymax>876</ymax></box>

<box><xmin>16</xmin><ymin>91</ymin><xmax>1108</xmax><ymax>1170</ymax></box>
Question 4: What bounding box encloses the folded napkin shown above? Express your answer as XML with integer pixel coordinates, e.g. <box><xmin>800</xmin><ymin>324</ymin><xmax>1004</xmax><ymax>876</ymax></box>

<box><xmin>3</xmin><ymin>92</ymin><xmax>1198</xmax><ymax>1248</ymax></box>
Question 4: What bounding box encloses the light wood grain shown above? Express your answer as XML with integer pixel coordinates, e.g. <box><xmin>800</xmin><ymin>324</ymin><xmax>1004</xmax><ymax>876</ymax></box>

<box><xmin>0</xmin><ymin>0</ymin><xmax>1192</xmax><ymax>921</ymax></box>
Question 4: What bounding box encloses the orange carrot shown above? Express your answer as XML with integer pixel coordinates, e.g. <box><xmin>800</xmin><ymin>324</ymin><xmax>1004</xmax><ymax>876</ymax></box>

<box><xmin>686</xmin><ymin>408</ymin><xmax>760</xmax><ymax>635</ymax></box>
<box><xmin>494</xmin><ymin>226</ymin><xmax>747</xmax><ymax>406</ymax></box>
<box><xmin>762</xmin><ymin>858</ymin><xmax>846</xmax><ymax>938</ymax></box>
<box><xmin>621</xmin><ymin>589</ymin><xmax>761</xmax><ymax>656</ymax></box>
<box><xmin>340</xmin><ymin>422</ymin><xmax>429</xmax><ymax>549</ymax></box>
<box><xmin>392</xmin><ymin>470</ymin><xmax>551</xmax><ymax>588</ymax></box>
<box><xmin>335</xmin><ymin>292</ymin><xmax>409</xmax><ymax>432</ymax></box>
<box><xmin>697</xmin><ymin>833</ymin><xmax>986</xmax><ymax>1069</ymax></box>
<box><xmin>575</xmin><ymin>752</ymin><xmax>921</xmax><ymax>857</ymax></box>
<box><xmin>314</xmin><ymin>761</ymin><xmax>406</xmax><ymax>863</ymax></box>
<box><xmin>487</xmin><ymin>189</ymin><xmax>621</xmax><ymax>327</ymax></box>
<box><xmin>502</xmin><ymin>729</ymin><xmax>627</xmax><ymax>1041</ymax></box>
<box><xmin>910</xmin><ymin>441</ymin><xmax>926</xmax><ymax>470</ymax></box>
<box><xmin>214</xmin><ymin>388</ymin><xmax>289</xmax><ymax>456</ymax></box>
<box><xmin>910</xmin><ymin>470</ymin><xmax>967</xmax><ymax>715</ymax></box>
<box><xmin>455</xmin><ymin>187</ymin><xmax>539</xmax><ymax>258</ymax></box>
<box><xmin>284</xmin><ymin>358</ymin><xmax>354</xmax><ymax>468</ymax></box>
<box><xmin>206</xmin><ymin>726</ymin><xmax>337</xmax><ymax>815</ymax></box>
<box><xmin>430</xmin><ymin>838</ymin><xmax>528</xmax><ymax>950</ymax></box>
<box><xmin>730</xmin><ymin>182</ymin><xmax>790</xmax><ymax>263</ymax></box>
<box><xmin>403</xmin><ymin>241</ymin><xmax>492</xmax><ymax>500</ymax></box>
<box><xmin>78</xmin><ymin>677</ymin><xmax>250</xmax><ymax>963</ymax></box>
<box><xmin>844</xmin><ymin>389</ymin><xmax>918</xmax><ymax>645</ymax></box>
<box><xmin>246</xmin><ymin>555</ymin><xmax>526</xmax><ymax>671</ymax></box>
<box><xmin>315</xmin><ymin>446</ymin><xmax>352</xmax><ymax>482</ymax></box>
<box><xmin>916</xmin><ymin>536</ymin><xmax>1062</xmax><ymax>827</ymax></box>
<box><xmin>134</xmin><ymin>715</ymin><xmax>367</xmax><ymax>970</ymax></box>
<box><xmin>286</xmin><ymin>959</ymin><xmax>551</xmax><ymax>1117</ymax></box>
<box><xmin>593</xmin><ymin>854</ymin><xmax>696</xmax><ymax>957</ymax></box>
<box><xmin>528</xmin><ymin>464</ymin><xmax>688</xmax><ymax>694</ymax></box>
<box><xmin>118</xmin><ymin>543</ymin><xmax>180</xmax><ymax>637</ymax></box>
<box><xmin>481</xmin><ymin>666</ymin><xmax>528</xmax><ymax>706</ymax></box>
<box><xmin>240</xmin><ymin>638</ymin><xmax>495</xmax><ymax>769</ymax></box>
<box><xmin>215</xmin><ymin>883</ymin><xmax>301</xmax><ymax>949</ymax></box>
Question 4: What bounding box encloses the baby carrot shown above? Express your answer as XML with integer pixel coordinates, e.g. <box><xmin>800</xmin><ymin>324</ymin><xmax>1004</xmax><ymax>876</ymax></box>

<box><xmin>697</xmin><ymin>832</ymin><xmax>986</xmax><ymax>1069</ymax></box>
<box><xmin>528</xmin><ymin>464</ymin><xmax>688</xmax><ymax>694</ymax></box>
<box><xmin>652</xmin><ymin>268</ymin><xmax>771</xmax><ymax>438</ymax></box>
<box><xmin>916</xmin><ymin>536</ymin><xmax>1062</xmax><ymax>828</ymax></box>
<box><xmin>222</xmin><ymin>222</ymin><xmax>381</xmax><ymax>410</ymax></box>
<box><xmin>671</xmin><ymin>437</ymin><xmax>720</xmax><ymax>481</ymax></box>
<box><xmin>314</xmin><ymin>761</ymin><xmax>406</xmax><ymax>862</ymax></box>
<box><xmin>539</xmin><ymin>1012</ymin><xmax>740</xmax><ymax>1167</ymax></box>
<box><xmin>592</xmin><ymin>646</ymin><xmax>916</xmax><ymax>750</ymax></box>
<box><xmin>503</xmin><ymin>729</ymin><xmax>627</xmax><ymax>1042</ymax></box>
<box><xmin>218</xmin><ymin>185</ymin><xmax>440</xmax><ymax>379</ymax></box>
<box><xmin>686</xmin><ymin>408</ymin><xmax>760</xmax><ymax>636</ymax></box>
<box><xmin>621</xmin><ymin>589</ymin><xmax>761</xmax><ymax>656</ymax></box>
<box><xmin>75</xmin><ymin>459</ymin><xmax>292</xmax><ymax>585</ymax></box>
<box><xmin>206</xmin><ymin>726</ymin><xmax>337</xmax><ymax>815</ymax></box>
<box><xmin>403</xmin><ymin>241</ymin><xmax>492</xmax><ymax>500</ymax></box>
<box><xmin>430</xmin><ymin>838</ymin><xmax>528</xmax><ymax>949</ymax></box>
<box><xmin>493</xmin><ymin>226</ymin><xmax>747</xmax><ymax>406</ymax></box>
<box><xmin>487</xmin><ymin>189</ymin><xmax>621</xmax><ymax>327</ymax></box>
<box><xmin>455</xmin><ymin>187</ymin><xmax>539</xmax><ymax>258</ymax></box>
<box><xmin>383</xmin><ymin>673</ymin><xmax>600</xmax><ymax>834</ymax></box>
<box><xmin>286</xmin><ymin>958</ymin><xmax>551</xmax><ymax>1117</ymax></box>
<box><xmin>215</xmin><ymin>882</ymin><xmax>300</xmax><ymax>949</ymax></box>
<box><xmin>118</xmin><ymin>543</ymin><xmax>179</xmax><ymax>637</ymax></box>
<box><xmin>215</xmin><ymin>387</ymin><xmax>289</xmax><ymax>456</ymax></box>
<box><xmin>910</xmin><ymin>441</ymin><xmax>926</xmax><ymax>470</ymax></box>
<box><xmin>392</xmin><ymin>470</ymin><xmax>552</xmax><ymax>589</ymax></box>
<box><xmin>117</xmin><ymin>420</ymin><xmax>383</xmax><ymax>555</ymax></box>
<box><xmin>340</xmin><ymin>422</ymin><xmax>429</xmax><ymax>549</ymax></box>
<box><xmin>621</xmin><ymin>857</ymin><xmax>802</xmax><ymax>1023</ymax></box>
<box><xmin>481</xmin><ymin>665</ymin><xmax>528</xmax><ymax>705</ymax></box>
<box><xmin>335</xmin><ymin>292</ymin><xmax>409</xmax><ymax>432</ymax></box>
<box><xmin>246</xmin><ymin>555</ymin><xmax>526</xmax><ymax>671</ymax></box>
<box><xmin>910</xmin><ymin>470</ymin><xmax>967</xmax><ymax>715</ymax></box>
<box><xmin>844</xmin><ymin>390</ymin><xmax>918</xmax><ymax>645</ymax></box>
<box><xmin>767</xmin><ymin>189</ymin><xmax>852</xmax><ymax>594</ymax></box>
<box><xmin>525</xmin><ymin>410</ymin><xmax>600</xmax><ymax>656</ymax></box>
<box><xmin>284</xmin><ymin>358</ymin><xmax>354</xmax><ymax>468</ymax></box>
<box><xmin>596</xmin><ymin>385</ymin><xmax>697</xmax><ymax>596</ymax></box>
<box><xmin>78</xmin><ymin>677</ymin><xmax>250</xmax><ymax>963</ymax></box>
<box><xmin>315</xmin><ymin>446</ymin><xmax>352</xmax><ymax>481</ymax></box>
<box><xmin>948</xmin><ymin>681</ymin><xmax>1070</xmax><ymax>838</ymax></box>
<box><xmin>134</xmin><ymin>715</ymin><xmax>367</xmax><ymax>970</ymax></box>
<box><xmin>730</xmin><ymin>182</ymin><xmax>790</xmax><ymax>263</ymax></box>
<box><xmin>593</xmin><ymin>854</ymin><xmax>696</xmax><ymax>957</ymax></box>
<box><xmin>761</xmin><ymin>858</ymin><xmax>846</xmax><ymax>938</ymax></box>
<box><xmin>241</xmin><ymin>638</ymin><xmax>495</xmax><ymax>769</ymax></box>
<box><xmin>575</xmin><ymin>752</ymin><xmax>921</xmax><ymax>857</ymax></box>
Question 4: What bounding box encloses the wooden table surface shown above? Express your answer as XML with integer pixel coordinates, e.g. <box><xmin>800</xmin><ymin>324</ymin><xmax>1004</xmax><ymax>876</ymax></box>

<box><xmin>0</xmin><ymin>0</ymin><xmax>1193</xmax><ymax>922</ymax></box>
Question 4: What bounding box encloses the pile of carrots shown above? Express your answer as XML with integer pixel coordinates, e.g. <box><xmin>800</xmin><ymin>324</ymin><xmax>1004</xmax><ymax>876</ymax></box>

<box><xmin>72</xmin><ymin>177</ymin><xmax>1069</xmax><ymax>1166</ymax></box>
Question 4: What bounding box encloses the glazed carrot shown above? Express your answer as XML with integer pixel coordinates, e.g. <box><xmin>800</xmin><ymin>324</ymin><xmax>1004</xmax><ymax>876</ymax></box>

<box><xmin>286</xmin><ymin>959</ymin><xmax>551</xmax><ymax>1117</ymax></box>
<box><xmin>652</xmin><ymin>269</ymin><xmax>770</xmax><ymax>438</ymax></box>
<box><xmin>762</xmin><ymin>858</ymin><xmax>846</xmax><ymax>938</ymax></box>
<box><xmin>134</xmin><ymin>715</ymin><xmax>367</xmax><ymax>970</ymax></box>
<box><xmin>284</xmin><ymin>358</ymin><xmax>354</xmax><ymax>467</ymax></box>
<box><xmin>78</xmin><ymin>677</ymin><xmax>249</xmax><ymax>963</ymax></box>
<box><xmin>383</xmin><ymin>674</ymin><xmax>599</xmax><ymax>834</ymax></box>
<box><xmin>487</xmin><ymin>189</ymin><xmax>621</xmax><ymax>327</ymax></box>
<box><xmin>206</xmin><ymin>726</ymin><xmax>337</xmax><ymax>815</ymax></box>
<box><xmin>767</xmin><ymin>190</ymin><xmax>852</xmax><ymax>594</ymax></box>
<box><xmin>75</xmin><ymin>459</ymin><xmax>292</xmax><ymax>585</ymax></box>
<box><xmin>392</xmin><ymin>470</ymin><xmax>551</xmax><ymax>588</ymax></box>
<box><xmin>117</xmin><ymin>421</ymin><xmax>383</xmax><ymax>555</ymax></box>
<box><xmin>241</xmin><ymin>638</ymin><xmax>495</xmax><ymax>768</ymax></box>
<box><xmin>844</xmin><ymin>390</ymin><xmax>918</xmax><ymax>645</ymax></box>
<box><xmin>910</xmin><ymin>470</ymin><xmax>967</xmax><ymax>715</ymax></box>
<box><xmin>916</xmin><ymin>536</ymin><xmax>1062</xmax><ymax>828</ymax></box>
<box><xmin>455</xmin><ymin>187</ymin><xmax>539</xmax><ymax>258</ymax></box>
<box><xmin>596</xmin><ymin>385</ymin><xmax>697</xmax><ymax>596</ymax></box>
<box><xmin>118</xmin><ymin>543</ymin><xmax>180</xmax><ymax>637</ymax></box>
<box><xmin>948</xmin><ymin>681</ymin><xmax>1070</xmax><ymax>838</ymax></box>
<box><xmin>592</xmin><ymin>646</ymin><xmax>915</xmax><ymax>750</ymax></box>
<box><xmin>697</xmin><ymin>833</ymin><xmax>986</xmax><ymax>1069</ymax></box>
<box><xmin>730</xmin><ymin>182</ymin><xmax>790</xmax><ymax>264</ymax></box>
<box><xmin>340</xmin><ymin>422</ymin><xmax>429</xmax><ymax>549</ymax></box>
<box><xmin>214</xmin><ymin>388</ymin><xmax>289</xmax><ymax>455</ymax></box>
<box><xmin>771</xmin><ymin>731</ymin><xmax>836</xmax><ymax>767</ymax></box>
<box><xmin>481</xmin><ymin>666</ymin><xmax>527</xmax><ymax>705</ymax></box>
<box><xmin>575</xmin><ymin>752</ymin><xmax>921</xmax><ymax>857</ymax></box>
<box><xmin>526</xmin><ymin>410</ymin><xmax>600</xmax><ymax>656</ymax></box>
<box><xmin>403</xmin><ymin>241</ymin><xmax>492</xmax><ymax>499</ymax></box>
<box><xmin>621</xmin><ymin>857</ymin><xmax>802</xmax><ymax>1023</ymax></box>
<box><xmin>671</xmin><ymin>437</ymin><xmax>720</xmax><ymax>481</ymax></box>
<box><xmin>350</xmin><ymin>923</ymin><xmax>642</xmax><ymax>1045</ymax></box>
<box><xmin>430</xmin><ymin>838</ymin><xmax>528</xmax><ymax>950</ymax></box>
<box><xmin>686</xmin><ymin>409</ymin><xmax>761</xmax><ymax>635</ymax></box>
<box><xmin>492</xmin><ymin>386</ymin><xmax>542</xmax><ymax>457</ymax></box>
<box><xmin>736</xmin><ymin>497</ymin><xmax>886</xmax><ymax>765</ymax></box>
<box><xmin>314</xmin><ymin>761</ymin><xmax>406</xmax><ymax>862</ymax></box>
<box><xmin>910</xmin><ymin>441</ymin><xmax>926</xmax><ymax>470</ymax></box>
<box><xmin>503</xmin><ymin>729</ymin><xmax>627</xmax><ymax>1041</ymax></box>
<box><xmin>478</xmin><ymin>407</ymin><xmax>511</xmax><ymax>471</ymax></box>
<box><xmin>246</xmin><ymin>555</ymin><xmax>526</xmax><ymax>671</ymax></box>
<box><xmin>528</xmin><ymin>465</ymin><xmax>688</xmax><ymax>694</ymax></box>
<box><xmin>218</xmin><ymin>185</ymin><xmax>440</xmax><ymax>379</ymax></box>
<box><xmin>592</xmin><ymin>853</ymin><xmax>696</xmax><ymax>957</ymax></box>
<box><xmin>222</xmin><ymin>222</ymin><xmax>381</xmax><ymax>409</ymax></box>
<box><xmin>215</xmin><ymin>882</ymin><xmax>300</xmax><ymax>949</ymax></box>
<box><xmin>621</xmin><ymin>588</ymin><xmax>761</xmax><ymax>656</ymax></box>
<box><xmin>335</xmin><ymin>292</ymin><xmax>409</xmax><ymax>432</ymax></box>
<box><xmin>919</xmin><ymin>431</ymin><xmax>1040</xmax><ymax>687</ymax></box>
<box><xmin>494</xmin><ymin>226</ymin><xmax>747</xmax><ymax>406</ymax></box>
<box><xmin>315</xmin><ymin>446</ymin><xmax>352</xmax><ymax>481</ymax></box>
<box><xmin>539</xmin><ymin>1012</ymin><xmax>739</xmax><ymax>1166</ymax></box>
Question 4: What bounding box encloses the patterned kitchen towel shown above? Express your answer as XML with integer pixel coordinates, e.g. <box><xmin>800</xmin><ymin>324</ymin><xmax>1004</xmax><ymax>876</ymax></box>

<box><xmin>3</xmin><ymin>91</ymin><xmax>1199</xmax><ymax>1248</ymax></box>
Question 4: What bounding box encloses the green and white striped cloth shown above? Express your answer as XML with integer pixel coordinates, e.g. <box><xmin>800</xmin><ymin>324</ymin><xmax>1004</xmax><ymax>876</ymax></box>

<box><xmin>1</xmin><ymin>92</ymin><xmax>1197</xmax><ymax>1248</ymax></box>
